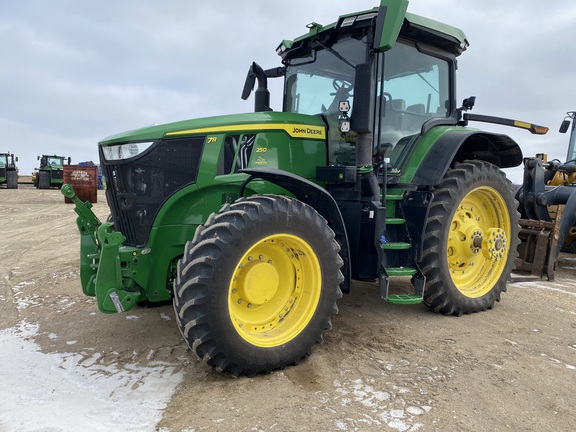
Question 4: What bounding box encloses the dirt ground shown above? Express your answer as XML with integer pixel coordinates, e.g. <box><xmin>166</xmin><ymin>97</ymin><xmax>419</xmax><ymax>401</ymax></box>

<box><xmin>1</xmin><ymin>187</ymin><xmax>575</xmax><ymax>431</ymax></box>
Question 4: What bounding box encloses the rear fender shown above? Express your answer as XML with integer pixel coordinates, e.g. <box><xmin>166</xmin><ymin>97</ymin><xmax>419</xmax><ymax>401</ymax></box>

<box><xmin>410</xmin><ymin>131</ymin><xmax>523</xmax><ymax>186</ymax></box>
<box><xmin>403</xmin><ymin>131</ymin><xmax>522</xmax><ymax>262</ymax></box>
<box><xmin>240</xmin><ymin>168</ymin><xmax>352</xmax><ymax>294</ymax></box>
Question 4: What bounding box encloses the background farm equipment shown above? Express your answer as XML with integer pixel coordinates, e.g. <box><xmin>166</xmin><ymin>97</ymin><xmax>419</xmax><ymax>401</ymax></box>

<box><xmin>0</xmin><ymin>152</ymin><xmax>18</xmax><ymax>189</ymax></box>
<box><xmin>34</xmin><ymin>154</ymin><xmax>71</xmax><ymax>189</ymax></box>
<box><xmin>515</xmin><ymin>111</ymin><xmax>576</xmax><ymax>279</ymax></box>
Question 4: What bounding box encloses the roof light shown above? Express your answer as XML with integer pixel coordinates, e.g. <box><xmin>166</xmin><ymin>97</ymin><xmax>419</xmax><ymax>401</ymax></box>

<box><xmin>341</xmin><ymin>12</ymin><xmax>377</xmax><ymax>28</ymax></box>
<box><xmin>276</xmin><ymin>39</ymin><xmax>293</xmax><ymax>56</ymax></box>
<box><xmin>355</xmin><ymin>12</ymin><xmax>377</xmax><ymax>21</ymax></box>
<box><xmin>341</xmin><ymin>16</ymin><xmax>356</xmax><ymax>27</ymax></box>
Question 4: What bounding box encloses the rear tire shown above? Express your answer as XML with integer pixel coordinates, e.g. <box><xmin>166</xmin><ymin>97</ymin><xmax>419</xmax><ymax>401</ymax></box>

<box><xmin>6</xmin><ymin>171</ymin><xmax>18</xmax><ymax>189</ymax></box>
<box><xmin>38</xmin><ymin>171</ymin><xmax>50</xmax><ymax>189</ymax></box>
<box><xmin>420</xmin><ymin>160</ymin><xmax>519</xmax><ymax>315</ymax></box>
<box><xmin>173</xmin><ymin>194</ymin><xmax>343</xmax><ymax>376</ymax></box>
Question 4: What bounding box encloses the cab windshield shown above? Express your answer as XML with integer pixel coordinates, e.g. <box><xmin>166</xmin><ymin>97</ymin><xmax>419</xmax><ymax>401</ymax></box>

<box><xmin>284</xmin><ymin>35</ymin><xmax>366</xmax><ymax>116</ymax></box>
<box><xmin>284</xmin><ymin>35</ymin><xmax>366</xmax><ymax>166</ymax></box>
<box><xmin>283</xmin><ymin>35</ymin><xmax>451</xmax><ymax>168</ymax></box>
<box><xmin>47</xmin><ymin>157</ymin><xmax>63</xmax><ymax>166</ymax></box>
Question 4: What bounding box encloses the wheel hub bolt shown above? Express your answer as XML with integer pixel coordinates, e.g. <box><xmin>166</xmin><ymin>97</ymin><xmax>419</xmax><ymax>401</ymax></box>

<box><xmin>473</xmin><ymin>236</ymin><xmax>483</xmax><ymax>248</ymax></box>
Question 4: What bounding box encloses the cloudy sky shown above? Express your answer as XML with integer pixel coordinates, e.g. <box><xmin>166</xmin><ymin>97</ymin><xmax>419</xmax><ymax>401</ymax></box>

<box><xmin>2</xmin><ymin>0</ymin><xmax>575</xmax><ymax>183</ymax></box>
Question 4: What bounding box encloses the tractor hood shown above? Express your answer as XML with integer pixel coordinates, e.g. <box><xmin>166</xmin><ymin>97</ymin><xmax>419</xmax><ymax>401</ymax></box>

<box><xmin>98</xmin><ymin>111</ymin><xmax>328</xmax><ymax>247</ymax></box>
<box><xmin>99</xmin><ymin>111</ymin><xmax>326</xmax><ymax>145</ymax></box>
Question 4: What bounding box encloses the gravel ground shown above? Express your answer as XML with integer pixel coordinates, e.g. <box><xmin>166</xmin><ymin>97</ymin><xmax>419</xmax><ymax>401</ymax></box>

<box><xmin>1</xmin><ymin>187</ymin><xmax>575</xmax><ymax>431</ymax></box>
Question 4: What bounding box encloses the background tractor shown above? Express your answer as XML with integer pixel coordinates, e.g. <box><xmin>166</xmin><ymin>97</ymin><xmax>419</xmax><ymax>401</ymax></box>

<box><xmin>34</xmin><ymin>154</ymin><xmax>71</xmax><ymax>189</ymax></box>
<box><xmin>63</xmin><ymin>0</ymin><xmax>548</xmax><ymax>376</ymax></box>
<box><xmin>0</xmin><ymin>152</ymin><xmax>18</xmax><ymax>189</ymax></box>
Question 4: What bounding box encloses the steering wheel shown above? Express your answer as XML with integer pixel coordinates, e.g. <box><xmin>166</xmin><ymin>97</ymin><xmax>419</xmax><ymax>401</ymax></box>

<box><xmin>332</xmin><ymin>79</ymin><xmax>353</xmax><ymax>93</ymax></box>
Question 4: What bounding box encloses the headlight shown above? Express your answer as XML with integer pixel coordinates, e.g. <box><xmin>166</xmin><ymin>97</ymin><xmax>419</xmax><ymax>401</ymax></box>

<box><xmin>101</xmin><ymin>141</ymin><xmax>154</xmax><ymax>161</ymax></box>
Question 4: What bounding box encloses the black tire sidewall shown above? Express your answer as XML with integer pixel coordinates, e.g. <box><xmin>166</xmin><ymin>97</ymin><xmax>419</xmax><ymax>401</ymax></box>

<box><xmin>7</xmin><ymin>171</ymin><xmax>18</xmax><ymax>189</ymax></box>
<box><xmin>176</xmin><ymin>195</ymin><xmax>342</xmax><ymax>374</ymax></box>
<box><xmin>38</xmin><ymin>171</ymin><xmax>50</xmax><ymax>189</ymax></box>
<box><xmin>423</xmin><ymin>161</ymin><xmax>518</xmax><ymax>313</ymax></box>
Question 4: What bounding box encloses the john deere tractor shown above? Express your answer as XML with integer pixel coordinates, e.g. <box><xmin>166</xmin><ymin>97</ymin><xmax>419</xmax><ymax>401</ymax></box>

<box><xmin>0</xmin><ymin>152</ymin><xmax>18</xmax><ymax>189</ymax></box>
<box><xmin>35</xmin><ymin>154</ymin><xmax>71</xmax><ymax>189</ymax></box>
<box><xmin>63</xmin><ymin>0</ymin><xmax>548</xmax><ymax>376</ymax></box>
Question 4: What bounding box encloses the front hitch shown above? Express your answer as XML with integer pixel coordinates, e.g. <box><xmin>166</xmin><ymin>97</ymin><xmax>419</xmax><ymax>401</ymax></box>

<box><xmin>95</xmin><ymin>222</ymin><xmax>140</xmax><ymax>313</ymax></box>
<box><xmin>61</xmin><ymin>184</ymin><xmax>101</xmax><ymax>243</ymax></box>
<box><xmin>62</xmin><ymin>184</ymin><xmax>140</xmax><ymax>313</ymax></box>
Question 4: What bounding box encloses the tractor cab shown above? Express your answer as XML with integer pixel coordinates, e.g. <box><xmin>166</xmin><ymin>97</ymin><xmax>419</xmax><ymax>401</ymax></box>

<box><xmin>279</xmin><ymin>12</ymin><xmax>463</xmax><ymax>170</ymax></box>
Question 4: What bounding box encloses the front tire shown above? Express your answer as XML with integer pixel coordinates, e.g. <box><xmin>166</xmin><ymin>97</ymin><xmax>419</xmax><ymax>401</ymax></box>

<box><xmin>38</xmin><ymin>171</ymin><xmax>50</xmax><ymax>189</ymax></box>
<box><xmin>173</xmin><ymin>195</ymin><xmax>343</xmax><ymax>376</ymax></box>
<box><xmin>420</xmin><ymin>160</ymin><xmax>519</xmax><ymax>315</ymax></box>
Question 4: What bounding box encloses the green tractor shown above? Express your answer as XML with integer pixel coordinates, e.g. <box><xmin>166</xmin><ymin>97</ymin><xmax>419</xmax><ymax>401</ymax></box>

<box><xmin>0</xmin><ymin>152</ymin><xmax>18</xmax><ymax>189</ymax></box>
<box><xmin>63</xmin><ymin>0</ymin><xmax>548</xmax><ymax>376</ymax></box>
<box><xmin>35</xmin><ymin>154</ymin><xmax>71</xmax><ymax>189</ymax></box>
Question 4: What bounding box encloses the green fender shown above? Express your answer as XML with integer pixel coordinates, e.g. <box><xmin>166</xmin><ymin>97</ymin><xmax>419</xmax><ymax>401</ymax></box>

<box><xmin>408</xmin><ymin>130</ymin><xmax>523</xmax><ymax>187</ymax></box>
<box><xmin>240</xmin><ymin>168</ymin><xmax>352</xmax><ymax>294</ymax></box>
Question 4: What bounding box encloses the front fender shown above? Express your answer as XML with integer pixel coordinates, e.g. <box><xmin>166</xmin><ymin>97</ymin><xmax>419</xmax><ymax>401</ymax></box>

<box><xmin>239</xmin><ymin>168</ymin><xmax>352</xmax><ymax>294</ymax></box>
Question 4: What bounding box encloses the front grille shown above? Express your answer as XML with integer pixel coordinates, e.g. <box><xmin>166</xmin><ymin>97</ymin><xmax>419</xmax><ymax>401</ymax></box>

<box><xmin>52</xmin><ymin>169</ymin><xmax>63</xmax><ymax>180</ymax></box>
<box><xmin>103</xmin><ymin>136</ymin><xmax>205</xmax><ymax>246</ymax></box>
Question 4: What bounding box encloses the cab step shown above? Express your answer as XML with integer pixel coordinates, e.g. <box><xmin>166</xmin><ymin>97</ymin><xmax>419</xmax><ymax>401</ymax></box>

<box><xmin>387</xmin><ymin>294</ymin><xmax>423</xmax><ymax>305</ymax></box>
<box><xmin>386</xmin><ymin>217</ymin><xmax>406</xmax><ymax>225</ymax></box>
<box><xmin>381</xmin><ymin>242</ymin><xmax>411</xmax><ymax>250</ymax></box>
<box><xmin>379</xmin><ymin>267</ymin><xmax>426</xmax><ymax>304</ymax></box>
<box><xmin>385</xmin><ymin>267</ymin><xmax>417</xmax><ymax>277</ymax></box>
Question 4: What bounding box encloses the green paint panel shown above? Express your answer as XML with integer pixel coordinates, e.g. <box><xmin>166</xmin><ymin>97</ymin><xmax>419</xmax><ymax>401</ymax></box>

<box><xmin>377</xmin><ymin>0</ymin><xmax>409</xmax><ymax>52</ymax></box>
<box><xmin>397</xmin><ymin>126</ymin><xmax>468</xmax><ymax>184</ymax></box>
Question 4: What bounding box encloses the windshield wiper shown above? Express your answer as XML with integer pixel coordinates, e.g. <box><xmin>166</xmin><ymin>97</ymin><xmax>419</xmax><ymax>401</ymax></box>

<box><xmin>417</xmin><ymin>72</ymin><xmax>439</xmax><ymax>94</ymax></box>
<box><xmin>317</xmin><ymin>41</ymin><xmax>355</xmax><ymax>70</ymax></box>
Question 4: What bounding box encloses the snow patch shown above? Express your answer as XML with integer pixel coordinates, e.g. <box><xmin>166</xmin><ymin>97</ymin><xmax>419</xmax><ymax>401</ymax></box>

<box><xmin>0</xmin><ymin>321</ymin><xmax>184</xmax><ymax>432</ymax></box>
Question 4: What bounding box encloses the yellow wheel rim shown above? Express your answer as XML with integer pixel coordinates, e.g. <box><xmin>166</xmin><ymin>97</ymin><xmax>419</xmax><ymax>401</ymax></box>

<box><xmin>228</xmin><ymin>234</ymin><xmax>322</xmax><ymax>347</ymax></box>
<box><xmin>447</xmin><ymin>186</ymin><xmax>511</xmax><ymax>298</ymax></box>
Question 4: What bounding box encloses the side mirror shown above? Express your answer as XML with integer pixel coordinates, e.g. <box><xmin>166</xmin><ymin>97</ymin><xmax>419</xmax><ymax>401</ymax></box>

<box><xmin>462</xmin><ymin>96</ymin><xmax>476</xmax><ymax>111</ymax></box>
<box><xmin>559</xmin><ymin>119</ymin><xmax>570</xmax><ymax>134</ymax></box>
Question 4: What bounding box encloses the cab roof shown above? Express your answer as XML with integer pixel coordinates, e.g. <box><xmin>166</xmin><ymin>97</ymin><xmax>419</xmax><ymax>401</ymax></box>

<box><xmin>278</xmin><ymin>6</ymin><xmax>468</xmax><ymax>58</ymax></box>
